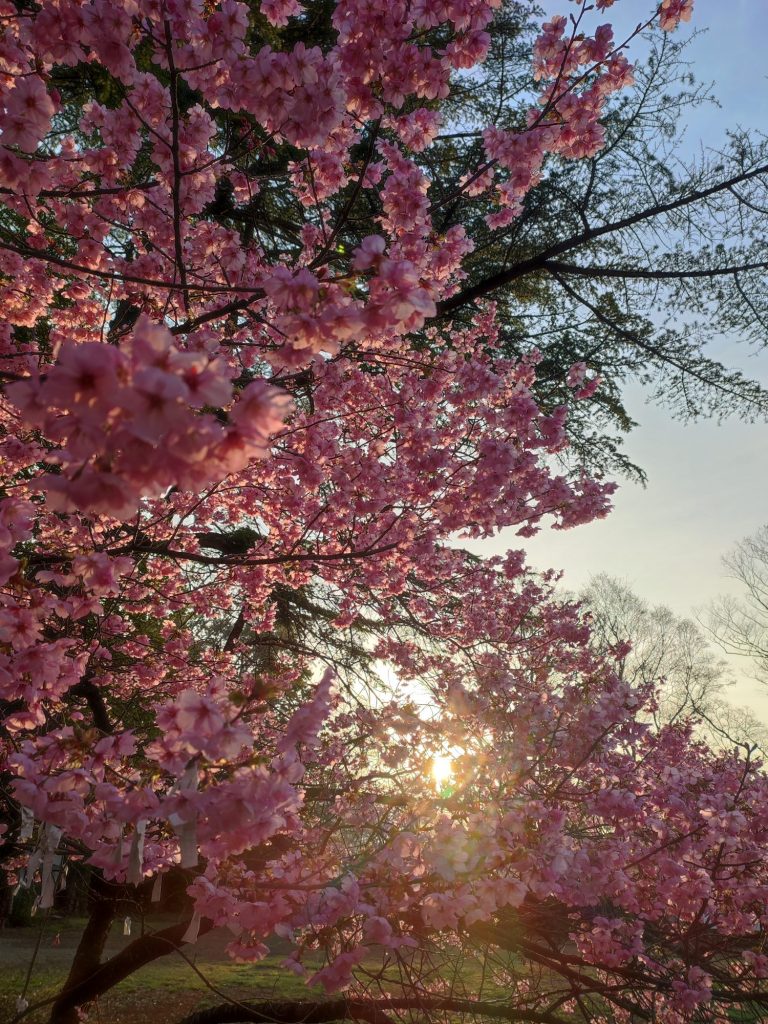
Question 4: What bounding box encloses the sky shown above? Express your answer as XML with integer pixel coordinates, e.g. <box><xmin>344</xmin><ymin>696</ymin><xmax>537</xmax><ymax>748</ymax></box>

<box><xmin>477</xmin><ymin>0</ymin><xmax>768</xmax><ymax>714</ymax></box>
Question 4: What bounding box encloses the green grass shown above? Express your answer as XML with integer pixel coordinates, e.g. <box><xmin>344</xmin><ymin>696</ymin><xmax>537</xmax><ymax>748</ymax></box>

<box><xmin>0</xmin><ymin>957</ymin><xmax>313</xmax><ymax>1023</ymax></box>
<box><xmin>0</xmin><ymin>917</ymin><xmax>315</xmax><ymax>1024</ymax></box>
<box><xmin>0</xmin><ymin>916</ymin><xmax>617</xmax><ymax>1024</ymax></box>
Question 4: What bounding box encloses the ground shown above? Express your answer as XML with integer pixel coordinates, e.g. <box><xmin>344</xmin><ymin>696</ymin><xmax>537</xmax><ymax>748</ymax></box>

<box><xmin>0</xmin><ymin>915</ymin><xmax>312</xmax><ymax>1024</ymax></box>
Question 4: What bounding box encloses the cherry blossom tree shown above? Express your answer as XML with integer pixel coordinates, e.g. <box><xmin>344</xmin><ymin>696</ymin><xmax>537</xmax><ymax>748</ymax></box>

<box><xmin>4</xmin><ymin>1</ymin><xmax>768</xmax><ymax>1023</ymax></box>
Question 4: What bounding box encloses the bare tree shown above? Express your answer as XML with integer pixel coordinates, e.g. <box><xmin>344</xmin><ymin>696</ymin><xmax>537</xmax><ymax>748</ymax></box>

<box><xmin>709</xmin><ymin>526</ymin><xmax>768</xmax><ymax>686</ymax></box>
<box><xmin>583</xmin><ymin>574</ymin><xmax>767</xmax><ymax>748</ymax></box>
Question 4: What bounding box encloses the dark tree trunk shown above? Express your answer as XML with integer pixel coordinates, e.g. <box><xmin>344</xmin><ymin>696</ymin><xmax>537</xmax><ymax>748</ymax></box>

<box><xmin>49</xmin><ymin>874</ymin><xmax>116</xmax><ymax>1024</ymax></box>
<box><xmin>48</xmin><ymin>914</ymin><xmax>212</xmax><ymax>1024</ymax></box>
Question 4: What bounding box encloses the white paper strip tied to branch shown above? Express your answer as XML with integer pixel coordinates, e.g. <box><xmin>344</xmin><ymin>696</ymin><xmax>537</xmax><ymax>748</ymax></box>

<box><xmin>38</xmin><ymin>824</ymin><xmax>63</xmax><ymax>910</ymax></box>
<box><xmin>168</xmin><ymin>764</ymin><xmax>199</xmax><ymax>868</ymax></box>
<box><xmin>126</xmin><ymin>821</ymin><xmax>146</xmax><ymax>885</ymax></box>
<box><xmin>181</xmin><ymin>910</ymin><xmax>202</xmax><ymax>945</ymax></box>
<box><xmin>123</xmin><ymin>916</ymin><xmax>132</xmax><ymax>936</ymax></box>
<box><xmin>112</xmin><ymin>826</ymin><xmax>124</xmax><ymax>868</ymax></box>
<box><xmin>25</xmin><ymin>839</ymin><xmax>44</xmax><ymax>882</ymax></box>
<box><xmin>20</xmin><ymin>806</ymin><xmax>34</xmax><ymax>841</ymax></box>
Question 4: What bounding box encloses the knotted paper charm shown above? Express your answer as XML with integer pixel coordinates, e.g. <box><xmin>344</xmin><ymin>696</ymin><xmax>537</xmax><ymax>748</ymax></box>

<box><xmin>20</xmin><ymin>806</ymin><xmax>34</xmax><ymax>841</ymax></box>
<box><xmin>126</xmin><ymin>821</ymin><xmax>146</xmax><ymax>885</ymax></box>
<box><xmin>182</xmin><ymin>910</ymin><xmax>202</xmax><ymax>945</ymax></box>
<box><xmin>38</xmin><ymin>824</ymin><xmax>63</xmax><ymax>910</ymax></box>
<box><xmin>168</xmin><ymin>764</ymin><xmax>199</xmax><ymax>868</ymax></box>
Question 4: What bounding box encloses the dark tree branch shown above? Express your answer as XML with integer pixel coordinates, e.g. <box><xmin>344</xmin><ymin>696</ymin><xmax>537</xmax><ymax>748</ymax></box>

<box><xmin>59</xmin><ymin>875</ymin><xmax>116</xmax><ymax>995</ymax></box>
<box><xmin>542</xmin><ymin>257</ymin><xmax>768</xmax><ymax>281</ymax></box>
<box><xmin>164</xmin><ymin>20</ymin><xmax>189</xmax><ymax>313</ymax></box>
<box><xmin>67</xmin><ymin>677</ymin><xmax>113</xmax><ymax>734</ymax></box>
<box><xmin>435</xmin><ymin>162</ymin><xmax>768</xmax><ymax>316</ymax></box>
<box><xmin>223</xmin><ymin>607</ymin><xmax>246</xmax><ymax>651</ymax></box>
<box><xmin>48</xmin><ymin>917</ymin><xmax>213</xmax><ymax>1024</ymax></box>
<box><xmin>177</xmin><ymin>998</ymin><xmax>567</xmax><ymax>1024</ymax></box>
<box><xmin>107</xmin><ymin>539</ymin><xmax>401</xmax><ymax>568</ymax></box>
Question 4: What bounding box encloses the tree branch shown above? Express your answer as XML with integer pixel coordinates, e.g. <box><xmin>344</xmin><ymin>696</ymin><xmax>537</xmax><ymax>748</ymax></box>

<box><xmin>435</xmin><ymin>162</ymin><xmax>768</xmax><ymax>316</ymax></box>
<box><xmin>177</xmin><ymin>997</ymin><xmax>567</xmax><ymax>1024</ymax></box>
<box><xmin>48</xmin><ymin>917</ymin><xmax>213</xmax><ymax>1024</ymax></box>
<box><xmin>542</xmin><ymin>258</ymin><xmax>768</xmax><ymax>281</ymax></box>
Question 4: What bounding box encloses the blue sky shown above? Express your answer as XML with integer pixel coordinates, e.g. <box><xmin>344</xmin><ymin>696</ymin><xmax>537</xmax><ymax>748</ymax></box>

<box><xmin>478</xmin><ymin>0</ymin><xmax>768</xmax><ymax>711</ymax></box>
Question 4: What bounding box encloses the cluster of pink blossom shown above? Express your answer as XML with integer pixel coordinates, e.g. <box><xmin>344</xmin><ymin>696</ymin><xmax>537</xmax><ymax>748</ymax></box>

<box><xmin>8</xmin><ymin>317</ymin><xmax>292</xmax><ymax>518</ymax></box>
<box><xmin>480</xmin><ymin>0</ymin><xmax>690</xmax><ymax>228</ymax></box>
<box><xmin>388</xmin><ymin>108</ymin><xmax>444</xmax><ymax>152</ymax></box>
<box><xmin>0</xmin><ymin>496</ymin><xmax>90</xmax><ymax>730</ymax></box>
<box><xmin>659</xmin><ymin>0</ymin><xmax>694</xmax><ymax>32</ymax></box>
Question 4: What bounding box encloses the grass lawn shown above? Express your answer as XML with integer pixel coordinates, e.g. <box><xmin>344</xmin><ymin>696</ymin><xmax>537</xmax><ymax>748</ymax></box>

<box><xmin>0</xmin><ymin>915</ymin><xmax>521</xmax><ymax>1023</ymax></box>
<box><xmin>0</xmin><ymin>915</ymin><xmax>313</xmax><ymax>1024</ymax></box>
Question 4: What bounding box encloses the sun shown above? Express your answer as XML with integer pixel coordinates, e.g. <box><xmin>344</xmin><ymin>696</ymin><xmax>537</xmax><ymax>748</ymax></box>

<box><xmin>431</xmin><ymin>753</ymin><xmax>454</xmax><ymax>792</ymax></box>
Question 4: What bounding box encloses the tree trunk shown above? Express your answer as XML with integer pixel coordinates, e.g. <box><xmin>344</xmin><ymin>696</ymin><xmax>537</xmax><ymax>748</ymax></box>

<box><xmin>48</xmin><ymin>915</ymin><xmax>212</xmax><ymax>1024</ymax></box>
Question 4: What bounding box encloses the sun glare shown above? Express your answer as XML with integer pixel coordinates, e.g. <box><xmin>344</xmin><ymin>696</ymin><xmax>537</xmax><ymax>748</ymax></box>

<box><xmin>431</xmin><ymin>753</ymin><xmax>454</xmax><ymax>792</ymax></box>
